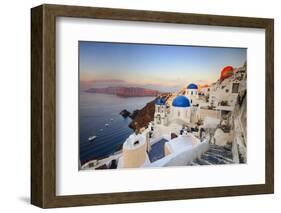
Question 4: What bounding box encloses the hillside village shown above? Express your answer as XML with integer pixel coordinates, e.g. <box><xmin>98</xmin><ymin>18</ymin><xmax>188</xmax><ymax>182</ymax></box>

<box><xmin>81</xmin><ymin>63</ymin><xmax>247</xmax><ymax>170</ymax></box>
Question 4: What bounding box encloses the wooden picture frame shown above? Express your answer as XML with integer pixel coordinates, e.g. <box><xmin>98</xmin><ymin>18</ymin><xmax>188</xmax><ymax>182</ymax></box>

<box><xmin>31</xmin><ymin>4</ymin><xmax>274</xmax><ymax>208</ymax></box>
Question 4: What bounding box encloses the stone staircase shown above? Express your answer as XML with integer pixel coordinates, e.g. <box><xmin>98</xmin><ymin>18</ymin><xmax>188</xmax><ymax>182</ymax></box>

<box><xmin>189</xmin><ymin>143</ymin><xmax>234</xmax><ymax>166</ymax></box>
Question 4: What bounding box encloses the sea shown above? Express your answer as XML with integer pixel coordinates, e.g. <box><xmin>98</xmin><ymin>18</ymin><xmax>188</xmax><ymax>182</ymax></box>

<box><xmin>79</xmin><ymin>92</ymin><xmax>154</xmax><ymax>164</ymax></box>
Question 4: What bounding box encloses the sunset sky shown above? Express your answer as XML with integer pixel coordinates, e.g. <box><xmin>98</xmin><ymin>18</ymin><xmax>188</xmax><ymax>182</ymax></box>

<box><xmin>79</xmin><ymin>41</ymin><xmax>246</xmax><ymax>92</ymax></box>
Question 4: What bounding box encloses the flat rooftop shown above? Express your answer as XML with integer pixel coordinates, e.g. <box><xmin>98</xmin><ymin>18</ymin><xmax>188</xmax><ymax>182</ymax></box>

<box><xmin>148</xmin><ymin>138</ymin><xmax>168</xmax><ymax>162</ymax></box>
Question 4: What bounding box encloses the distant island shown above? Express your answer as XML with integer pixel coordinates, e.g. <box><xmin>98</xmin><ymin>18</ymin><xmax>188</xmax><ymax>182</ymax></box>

<box><xmin>85</xmin><ymin>86</ymin><xmax>160</xmax><ymax>97</ymax></box>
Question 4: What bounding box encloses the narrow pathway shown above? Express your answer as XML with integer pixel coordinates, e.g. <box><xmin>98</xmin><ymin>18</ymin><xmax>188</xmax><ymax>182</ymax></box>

<box><xmin>189</xmin><ymin>144</ymin><xmax>234</xmax><ymax>165</ymax></box>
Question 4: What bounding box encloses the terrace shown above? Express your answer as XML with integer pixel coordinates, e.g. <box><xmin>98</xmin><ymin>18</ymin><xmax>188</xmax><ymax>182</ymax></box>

<box><xmin>148</xmin><ymin>138</ymin><xmax>168</xmax><ymax>162</ymax></box>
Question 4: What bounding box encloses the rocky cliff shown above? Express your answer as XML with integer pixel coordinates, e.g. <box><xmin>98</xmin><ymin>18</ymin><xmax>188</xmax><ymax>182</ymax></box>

<box><xmin>129</xmin><ymin>94</ymin><xmax>169</xmax><ymax>132</ymax></box>
<box><xmin>128</xmin><ymin>99</ymin><xmax>155</xmax><ymax>132</ymax></box>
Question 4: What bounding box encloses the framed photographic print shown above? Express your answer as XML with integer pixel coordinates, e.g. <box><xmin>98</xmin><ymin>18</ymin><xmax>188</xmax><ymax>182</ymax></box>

<box><xmin>31</xmin><ymin>4</ymin><xmax>274</xmax><ymax>208</ymax></box>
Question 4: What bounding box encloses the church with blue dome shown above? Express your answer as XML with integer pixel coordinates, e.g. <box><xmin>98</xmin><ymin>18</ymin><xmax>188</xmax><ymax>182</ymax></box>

<box><xmin>185</xmin><ymin>83</ymin><xmax>199</xmax><ymax>105</ymax></box>
<box><xmin>154</xmin><ymin>94</ymin><xmax>192</xmax><ymax>126</ymax></box>
<box><xmin>153</xmin><ymin>83</ymin><xmax>200</xmax><ymax>126</ymax></box>
<box><xmin>172</xmin><ymin>95</ymin><xmax>191</xmax><ymax>107</ymax></box>
<box><xmin>155</xmin><ymin>98</ymin><xmax>165</xmax><ymax>105</ymax></box>
<box><xmin>154</xmin><ymin>97</ymin><xmax>168</xmax><ymax>125</ymax></box>
<box><xmin>187</xmin><ymin>83</ymin><xmax>198</xmax><ymax>90</ymax></box>
<box><xmin>171</xmin><ymin>95</ymin><xmax>191</xmax><ymax>123</ymax></box>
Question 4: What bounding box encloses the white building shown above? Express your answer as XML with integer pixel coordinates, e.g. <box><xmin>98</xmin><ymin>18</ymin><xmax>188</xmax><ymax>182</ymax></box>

<box><xmin>201</xmin><ymin>84</ymin><xmax>210</xmax><ymax>96</ymax></box>
<box><xmin>154</xmin><ymin>95</ymin><xmax>192</xmax><ymax>126</ymax></box>
<box><xmin>170</xmin><ymin>95</ymin><xmax>192</xmax><ymax>124</ymax></box>
<box><xmin>208</xmin><ymin>66</ymin><xmax>243</xmax><ymax>109</ymax></box>
<box><xmin>185</xmin><ymin>83</ymin><xmax>199</xmax><ymax>105</ymax></box>
<box><xmin>154</xmin><ymin>97</ymin><xmax>168</xmax><ymax>125</ymax></box>
<box><xmin>118</xmin><ymin>133</ymin><xmax>150</xmax><ymax>168</ymax></box>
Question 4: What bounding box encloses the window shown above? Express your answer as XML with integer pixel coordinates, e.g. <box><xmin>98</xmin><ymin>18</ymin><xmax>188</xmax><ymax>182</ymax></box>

<box><xmin>156</xmin><ymin>115</ymin><xmax>161</xmax><ymax>124</ymax></box>
<box><xmin>232</xmin><ymin>83</ymin><xmax>239</xmax><ymax>93</ymax></box>
<box><xmin>191</xmin><ymin>91</ymin><xmax>193</xmax><ymax>95</ymax></box>
<box><xmin>178</xmin><ymin>111</ymin><xmax>180</xmax><ymax>117</ymax></box>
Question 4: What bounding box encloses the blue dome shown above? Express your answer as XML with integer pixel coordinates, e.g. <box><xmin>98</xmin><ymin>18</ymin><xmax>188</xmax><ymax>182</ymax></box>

<box><xmin>155</xmin><ymin>98</ymin><xmax>165</xmax><ymax>105</ymax></box>
<box><xmin>187</xmin><ymin>83</ymin><xmax>198</xmax><ymax>89</ymax></box>
<box><xmin>172</xmin><ymin>95</ymin><xmax>191</xmax><ymax>107</ymax></box>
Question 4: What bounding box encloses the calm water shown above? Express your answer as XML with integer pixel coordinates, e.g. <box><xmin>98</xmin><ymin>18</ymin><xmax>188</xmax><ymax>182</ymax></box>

<box><xmin>79</xmin><ymin>92</ymin><xmax>154</xmax><ymax>164</ymax></box>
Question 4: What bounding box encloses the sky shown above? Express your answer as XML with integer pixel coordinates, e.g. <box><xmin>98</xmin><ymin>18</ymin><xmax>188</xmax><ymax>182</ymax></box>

<box><xmin>79</xmin><ymin>41</ymin><xmax>246</xmax><ymax>92</ymax></box>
